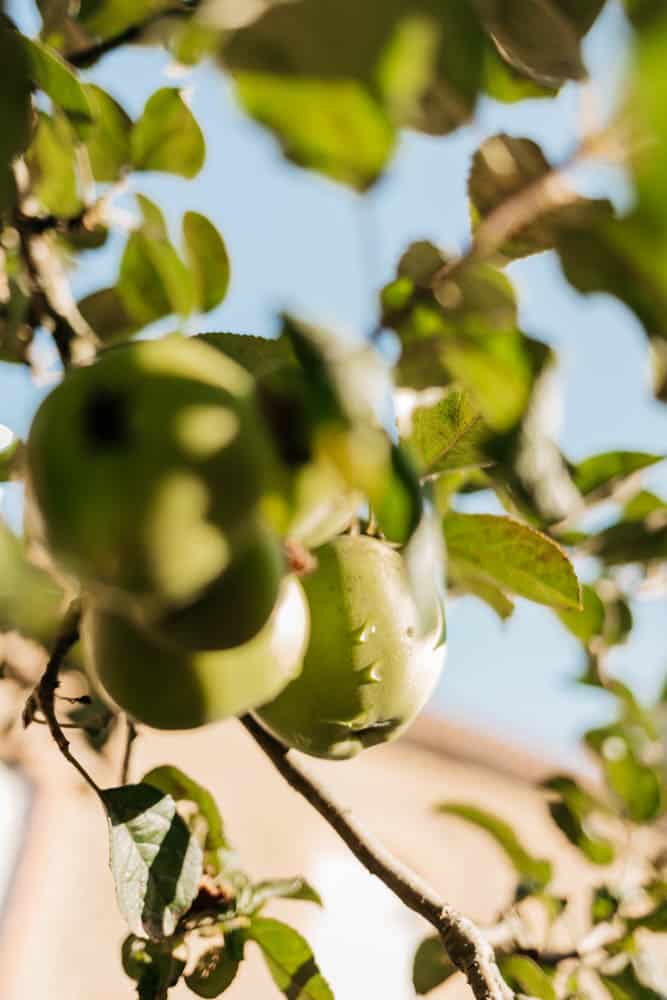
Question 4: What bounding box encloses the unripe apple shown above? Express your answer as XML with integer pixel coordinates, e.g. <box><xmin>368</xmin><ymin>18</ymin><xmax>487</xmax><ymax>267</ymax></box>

<box><xmin>255</xmin><ymin>534</ymin><xmax>446</xmax><ymax>759</ymax></box>
<box><xmin>81</xmin><ymin>577</ymin><xmax>309</xmax><ymax>730</ymax></box>
<box><xmin>140</xmin><ymin>518</ymin><xmax>285</xmax><ymax>651</ymax></box>
<box><xmin>27</xmin><ymin>335</ymin><xmax>278</xmax><ymax>611</ymax></box>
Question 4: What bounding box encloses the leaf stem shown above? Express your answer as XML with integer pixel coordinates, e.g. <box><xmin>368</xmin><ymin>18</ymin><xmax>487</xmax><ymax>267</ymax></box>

<box><xmin>23</xmin><ymin>601</ymin><xmax>101</xmax><ymax>797</ymax></box>
<box><xmin>240</xmin><ymin>714</ymin><xmax>513</xmax><ymax>1000</ymax></box>
<box><xmin>121</xmin><ymin>717</ymin><xmax>138</xmax><ymax>785</ymax></box>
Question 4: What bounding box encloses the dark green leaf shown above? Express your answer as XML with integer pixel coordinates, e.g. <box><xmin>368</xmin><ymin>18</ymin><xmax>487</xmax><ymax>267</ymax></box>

<box><xmin>585</xmin><ymin>725</ymin><xmax>662</xmax><ymax>822</ymax></box>
<box><xmin>102</xmin><ymin>783</ymin><xmax>204</xmax><ymax>940</ymax></box>
<box><xmin>121</xmin><ymin>935</ymin><xmax>186</xmax><ymax>996</ymax></box>
<box><xmin>78</xmin><ymin>287</ymin><xmax>139</xmax><ymax>344</ymax></box>
<box><xmin>183</xmin><ymin>212</ymin><xmax>230</xmax><ymax>313</ymax></box>
<box><xmin>23</xmin><ymin>38</ymin><xmax>92</xmax><ymax>120</ymax></box>
<box><xmin>80</xmin><ymin>84</ymin><xmax>132</xmax><ymax>181</ymax></box>
<box><xmin>627</xmin><ymin>900</ymin><xmax>667</xmax><ymax>933</ymax></box>
<box><xmin>572</xmin><ymin>452</ymin><xmax>664</xmax><ymax>497</ymax></box>
<box><xmin>543</xmin><ymin>776</ymin><xmax>615</xmax><ymax>865</ymax></box>
<box><xmin>556</xmin><ymin>584</ymin><xmax>605</xmax><ymax>644</ymax></box>
<box><xmin>141</xmin><ymin>765</ymin><xmax>228</xmax><ymax>854</ymax></box>
<box><xmin>78</xmin><ymin>0</ymin><xmax>174</xmax><ymax>40</ymax></box>
<box><xmin>444</xmin><ymin>512</ymin><xmax>581</xmax><ymax>610</ymax></box>
<box><xmin>0</xmin><ymin>518</ymin><xmax>65</xmax><ymax>644</ymax></box>
<box><xmin>0</xmin><ymin>25</ymin><xmax>33</xmax><ymax>214</ymax></box>
<box><xmin>0</xmin><ymin>434</ymin><xmax>22</xmax><ymax>482</ymax></box>
<box><xmin>473</xmin><ymin>0</ymin><xmax>588</xmax><ymax>86</ymax></box>
<box><xmin>436</xmin><ymin>803</ymin><xmax>552</xmax><ymax>894</ymax></box>
<box><xmin>185</xmin><ymin>945</ymin><xmax>240</xmax><ymax>997</ymax></box>
<box><xmin>591</xmin><ymin>886</ymin><xmax>620</xmax><ymax>925</ymax></box>
<box><xmin>600</xmin><ymin>963</ymin><xmax>667</xmax><ymax>1000</ymax></box>
<box><xmin>248</xmin><ymin>917</ymin><xmax>333</xmax><ymax>1000</ymax></box>
<box><xmin>413</xmin><ymin>935</ymin><xmax>457</xmax><ymax>995</ymax></box>
<box><xmin>591</xmin><ymin>520</ymin><xmax>667</xmax><ymax>567</ymax></box>
<box><xmin>499</xmin><ymin>955</ymin><xmax>556</xmax><ymax>1000</ymax></box>
<box><xmin>131</xmin><ymin>88</ymin><xmax>205</xmax><ymax>178</ymax></box>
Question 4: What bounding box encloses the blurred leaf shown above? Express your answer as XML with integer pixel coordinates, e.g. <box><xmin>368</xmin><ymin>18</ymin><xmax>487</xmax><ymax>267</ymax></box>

<box><xmin>0</xmin><ymin>25</ymin><xmax>33</xmax><ymax>214</ymax></box>
<box><xmin>627</xmin><ymin>900</ymin><xmax>667</xmax><ymax>933</ymax></box>
<box><xmin>452</xmin><ymin>573</ymin><xmax>515</xmax><ymax>620</ymax></box>
<box><xmin>131</xmin><ymin>88</ymin><xmax>205</xmax><ymax>177</ymax></box>
<box><xmin>572</xmin><ymin>452</ymin><xmax>664</xmax><ymax>497</ymax></box>
<box><xmin>405</xmin><ymin>388</ymin><xmax>487</xmax><ymax>476</ymax></box>
<box><xmin>600</xmin><ymin>963</ymin><xmax>667</xmax><ymax>1000</ymax></box>
<box><xmin>499</xmin><ymin>955</ymin><xmax>556</xmax><ymax>1000</ymax></box>
<box><xmin>623</xmin><ymin>490</ymin><xmax>667</xmax><ymax>522</ymax></box>
<box><xmin>26</xmin><ymin>110</ymin><xmax>82</xmax><ymax>217</ymax></box>
<box><xmin>245</xmin><ymin>878</ymin><xmax>323</xmax><ymax>913</ymax></box>
<box><xmin>78</xmin><ymin>286</ymin><xmax>139</xmax><ymax>344</ymax></box>
<box><xmin>142</xmin><ymin>765</ymin><xmax>228</xmax><ymax>854</ymax></box>
<box><xmin>372</xmin><ymin>442</ymin><xmax>423</xmax><ymax>544</ymax></box>
<box><xmin>67</xmin><ymin>692</ymin><xmax>116</xmax><ymax>752</ymax></box>
<box><xmin>248</xmin><ymin>917</ymin><xmax>333</xmax><ymax>1000</ymax></box>
<box><xmin>0</xmin><ymin>519</ymin><xmax>65</xmax><ymax>643</ymax></box>
<box><xmin>473</xmin><ymin>0</ymin><xmax>588</xmax><ymax>86</ymax></box>
<box><xmin>591</xmin><ymin>519</ymin><xmax>667</xmax><ymax>567</ymax></box>
<box><xmin>235</xmin><ymin>74</ymin><xmax>394</xmax><ymax>191</ymax></box>
<box><xmin>0</xmin><ymin>435</ymin><xmax>21</xmax><ymax>482</ymax></box>
<box><xmin>102</xmin><ymin>783</ymin><xmax>204</xmax><ymax>940</ymax></box>
<box><xmin>413</xmin><ymin>935</ymin><xmax>457</xmax><ymax>995</ymax></box>
<box><xmin>77</xmin><ymin>0</ymin><xmax>174</xmax><ymax>39</ymax></box>
<box><xmin>437</xmin><ymin>803</ymin><xmax>552</xmax><ymax>894</ymax></box>
<box><xmin>543</xmin><ymin>776</ymin><xmax>615</xmax><ymax>865</ymax></box>
<box><xmin>556</xmin><ymin>584</ymin><xmax>605</xmax><ymax>644</ymax></box>
<box><xmin>79</xmin><ymin>83</ymin><xmax>132</xmax><ymax>181</ymax></box>
<box><xmin>444</xmin><ymin>512</ymin><xmax>581</xmax><ymax>610</ymax></box>
<box><xmin>185</xmin><ymin>945</ymin><xmax>240</xmax><ymax>997</ymax></box>
<box><xmin>585</xmin><ymin>726</ymin><xmax>662</xmax><ymax>823</ymax></box>
<box><xmin>591</xmin><ymin>886</ymin><xmax>620</xmax><ymax>925</ymax></box>
<box><xmin>24</xmin><ymin>38</ymin><xmax>92</xmax><ymax>120</ymax></box>
<box><xmin>121</xmin><ymin>935</ymin><xmax>186</xmax><ymax>997</ymax></box>
<box><xmin>182</xmin><ymin>212</ymin><xmax>230</xmax><ymax>313</ymax></box>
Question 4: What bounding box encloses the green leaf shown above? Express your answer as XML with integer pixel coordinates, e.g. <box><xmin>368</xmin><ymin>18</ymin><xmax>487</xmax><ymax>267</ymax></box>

<box><xmin>572</xmin><ymin>452</ymin><xmax>664</xmax><ymax>497</ymax></box>
<box><xmin>591</xmin><ymin>886</ymin><xmax>620</xmax><ymax>925</ymax></box>
<box><xmin>23</xmin><ymin>38</ymin><xmax>92</xmax><ymax>120</ymax></box>
<box><xmin>443</xmin><ymin>512</ymin><xmax>581</xmax><ymax>610</ymax></box>
<box><xmin>591</xmin><ymin>520</ymin><xmax>667</xmax><ymax>567</ymax></box>
<box><xmin>185</xmin><ymin>945</ymin><xmax>240</xmax><ymax>998</ymax></box>
<box><xmin>131</xmin><ymin>88</ymin><xmax>205</xmax><ymax>178</ymax></box>
<box><xmin>80</xmin><ymin>84</ymin><xmax>132</xmax><ymax>182</ymax></box>
<box><xmin>141</xmin><ymin>765</ymin><xmax>228</xmax><ymax>854</ymax></box>
<box><xmin>77</xmin><ymin>0</ymin><xmax>174</xmax><ymax>40</ymax></box>
<box><xmin>102</xmin><ymin>783</ymin><xmax>204</xmax><ymax>940</ymax></box>
<box><xmin>78</xmin><ymin>287</ymin><xmax>139</xmax><ymax>344</ymax></box>
<box><xmin>26</xmin><ymin>110</ymin><xmax>82</xmax><ymax>217</ymax></box>
<box><xmin>405</xmin><ymin>388</ymin><xmax>487</xmax><ymax>476</ymax></box>
<box><xmin>246</xmin><ymin>878</ymin><xmax>323</xmax><ymax>913</ymax></box>
<box><xmin>413</xmin><ymin>936</ymin><xmax>457</xmax><ymax>995</ymax></box>
<box><xmin>452</xmin><ymin>573</ymin><xmax>515</xmax><ymax>620</ymax></box>
<box><xmin>585</xmin><ymin>726</ymin><xmax>662</xmax><ymax>823</ymax></box>
<box><xmin>248</xmin><ymin>917</ymin><xmax>333</xmax><ymax>1000</ymax></box>
<box><xmin>235</xmin><ymin>74</ymin><xmax>395</xmax><ymax>191</ymax></box>
<box><xmin>623</xmin><ymin>490</ymin><xmax>667</xmax><ymax>522</ymax></box>
<box><xmin>0</xmin><ymin>518</ymin><xmax>65</xmax><ymax>644</ymax></box>
<box><xmin>436</xmin><ymin>803</ymin><xmax>552</xmax><ymax>894</ymax></box>
<box><xmin>542</xmin><ymin>776</ymin><xmax>615</xmax><ymax>865</ymax></box>
<box><xmin>627</xmin><ymin>900</ymin><xmax>667</xmax><ymax>933</ymax></box>
<box><xmin>0</xmin><ymin>433</ymin><xmax>21</xmax><ymax>482</ymax></box>
<box><xmin>183</xmin><ymin>212</ymin><xmax>230</xmax><ymax>313</ymax></box>
<box><xmin>473</xmin><ymin>0</ymin><xmax>588</xmax><ymax>86</ymax></box>
<box><xmin>600</xmin><ymin>963</ymin><xmax>667</xmax><ymax>1000</ymax></box>
<box><xmin>556</xmin><ymin>584</ymin><xmax>605</xmax><ymax>644</ymax></box>
<box><xmin>499</xmin><ymin>955</ymin><xmax>556</xmax><ymax>1000</ymax></box>
<box><xmin>0</xmin><ymin>25</ymin><xmax>33</xmax><ymax>215</ymax></box>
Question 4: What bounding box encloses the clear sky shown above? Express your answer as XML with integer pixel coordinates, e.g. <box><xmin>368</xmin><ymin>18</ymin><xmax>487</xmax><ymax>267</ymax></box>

<box><xmin>3</xmin><ymin>0</ymin><xmax>666</xmax><ymax>766</ymax></box>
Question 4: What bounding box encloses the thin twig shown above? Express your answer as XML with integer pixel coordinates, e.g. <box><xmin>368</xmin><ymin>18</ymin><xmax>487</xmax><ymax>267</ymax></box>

<box><xmin>121</xmin><ymin>717</ymin><xmax>138</xmax><ymax>785</ymax></box>
<box><xmin>23</xmin><ymin>601</ymin><xmax>101</xmax><ymax>796</ymax></box>
<box><xmin>240</xmin><ymin>714</ymin><xmax>513</xmax><ymax>1000</ymax></box>
<box><xmin>67</xmin><ymin>2</ymin><xmax>200</xmax><ymax>67</ymax></box>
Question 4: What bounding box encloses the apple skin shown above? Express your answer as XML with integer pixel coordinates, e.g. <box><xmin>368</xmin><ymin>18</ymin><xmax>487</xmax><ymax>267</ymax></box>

<box><xmin>140</xmin><ymin>518</ymin><xmax>285</xmax><ymax>651</ymax></box>
<box><xmin>27</xmin><ymin>335</ymin><xmax>278</xmax><ymax>610</ymax></box>
<box><xmin>254</xmin><ymin>534</ymin><xmax>446</xmax><ymax>760</ymax></box>
<box><xmin>81</xmin><ymin>577</ymin><xmax>309</xmax><ymax>731</ymax></box>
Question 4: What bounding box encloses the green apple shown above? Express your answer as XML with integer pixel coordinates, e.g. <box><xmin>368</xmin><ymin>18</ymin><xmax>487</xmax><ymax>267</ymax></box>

<box><xmin>140</xmin><ymin>518</ymin><xmax>285</xmax><ymax>651</ymax></box>
<box><xmin>255</xmin><ymin>533</ymin><xmax>446</xmax><ymax>759</ymax></box>
<box><xmin>81</xmin><ymin>577</ymin><xmax>309</xmax><ymax>730</ymax></box>
<box><xmin>27</xmin><ymin>335</ymin><xmax>279</xmax><ymax>610</ymax></box>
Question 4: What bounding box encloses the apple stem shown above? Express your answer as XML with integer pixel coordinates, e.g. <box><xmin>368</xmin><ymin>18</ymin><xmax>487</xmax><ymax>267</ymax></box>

<box><xmin>240</xmin><ymin>713</ymin><xmax>514</xmax><ymax>1000</ymax></box>
<box><xmin>23</xmin><ymin>601</ymin><xmax>102</xmax><ymax>797</ymax></box>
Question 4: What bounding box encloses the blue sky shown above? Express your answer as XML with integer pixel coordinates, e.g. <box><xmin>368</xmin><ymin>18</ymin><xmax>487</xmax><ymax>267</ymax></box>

<box><xmin>3</xmin><ymin>0</ymin><xmax>667</xmax><ymax>764</ymax></box>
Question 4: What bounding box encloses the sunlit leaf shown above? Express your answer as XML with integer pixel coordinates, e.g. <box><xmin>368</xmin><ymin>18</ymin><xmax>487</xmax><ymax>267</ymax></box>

<box><xmin>131</xmin><ymin>88</ymin><xmax>205</xmax><ymax>178</ymax></box>
<box><xmin>248</xmin><ymin>917</ymin><xmax>333</xmax><ymax>1000</ymax></box>
<box><xmin>24</xmin><ymin>38</ymin><xmax>92</xmax><ymax>120</ymax></box>
<box><xmin>572</xmin><ymin>452</ymin><xmax>664</xmax><ymax>497</ymax></box>
<box><xmin>26</xmin><ymin>110</ymin><xmax>82</xmax><ymax>217</ymax></box>
<box><xmin>499</xmin><ymin>955</ymin><xmax>556</xmax><ymax>1000</ymax></box>
<box><xmin>80</xmin><ymin>83</ymin><xmax>132</xmax><ymax>181</ymax></box>
<box><xmin>142</xmin><ymin>765</ymin><xmax>228</xmax><ymax>854</ymax></box>
<box><xmin>183</xmin><ymin>212</ymin><xmax>230</xmax><ymax>313</ymax></box>
<box><xmin>556</xmin><ymin>584</ymin><xmax>605</xmax><ymax>644</ymax></box>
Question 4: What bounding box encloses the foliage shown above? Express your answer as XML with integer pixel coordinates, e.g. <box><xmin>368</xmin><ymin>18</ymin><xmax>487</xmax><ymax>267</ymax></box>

<box><xmin>0</xmin><ymin>1</ymin><xmax>666</xmax><ymax>999</ymax></box>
